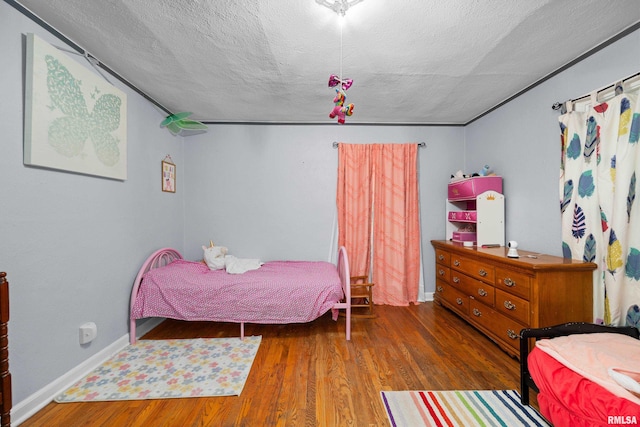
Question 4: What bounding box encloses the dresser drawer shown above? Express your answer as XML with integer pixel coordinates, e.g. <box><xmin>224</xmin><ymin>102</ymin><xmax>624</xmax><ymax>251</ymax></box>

<box><xmin>436</xmin><ymin>265</ymin><xmax>450</xmax><ymax>282</ymax></box>
<box><xmin>449</xmin><ymin>271</ymin><xmax>495</xmax><ymax>307</ymax></box>
<box><xmin>435</xmin><ymin>249</ymin><xmax>450</xmax><ymax>266</ymax></box>
<box><xmin>495</xmin><ymin>289</ymin><xmax>530</xmax><ymax>325</ymax></box>
<box><xmin>495</xmin><ymin>268</ymin><xmax>531</xmax><ymax>300</ymax></box>
<box><xmin>464</xmin><ymin>281</ymin><xmax>495</xmax><ymax>307</ymax></box>
<box><xmin>450</xmin><ymin>255</ymin><xmax>494</xmax><ymax>283</ymax></box>
<box><xmin>436</xmin><ymin>280</ymin><xmax>469</xmax><ymax>316</ymax></box>
<box><xmin>469</xmin><ymin>300</ymin><xmax>526</xmax><ymax>351</ymax></box>
<box><xmin>449</xmin><ymin>269</ymin><xmax>466</xmax><ymax>289</ymax></box>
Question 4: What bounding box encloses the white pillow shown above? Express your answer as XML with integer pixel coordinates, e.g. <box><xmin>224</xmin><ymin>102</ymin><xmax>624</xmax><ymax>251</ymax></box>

<box><xmin>609</xmin><ymin>368</ymin><xmax>640</xmax><ymax>396</ymax></box>
<box><xmin>224</xmin><ymin>255</ymin><xmax>263</xmax><ymax>274</ymax></box>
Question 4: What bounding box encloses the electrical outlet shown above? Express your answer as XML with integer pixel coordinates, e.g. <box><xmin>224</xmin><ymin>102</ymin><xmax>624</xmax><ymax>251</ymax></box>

<box><xmin>79</xmin><ymin>322</ymin><xmax>97</xmax><ymax>344</ymax></box>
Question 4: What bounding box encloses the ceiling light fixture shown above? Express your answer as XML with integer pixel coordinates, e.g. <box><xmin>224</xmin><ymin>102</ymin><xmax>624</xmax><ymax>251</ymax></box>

<box><xmin>315</xmin><ymin>0</ymin><xmax>364</xmax><ymax>16</ymax></box>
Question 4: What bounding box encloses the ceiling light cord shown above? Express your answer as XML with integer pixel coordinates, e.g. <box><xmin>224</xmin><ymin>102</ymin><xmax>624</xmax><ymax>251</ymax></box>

<box><xmin>340</xmin><ymin>22</ymin><xmax>343</xmax><ymax>84</ymax></box>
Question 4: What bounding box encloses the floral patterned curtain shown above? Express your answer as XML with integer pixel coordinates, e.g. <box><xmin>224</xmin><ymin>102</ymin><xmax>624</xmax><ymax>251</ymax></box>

<box><xmin>559</xmin><ymin>87</ymin><xmax>640</xmax><ymax>325</ymax></box>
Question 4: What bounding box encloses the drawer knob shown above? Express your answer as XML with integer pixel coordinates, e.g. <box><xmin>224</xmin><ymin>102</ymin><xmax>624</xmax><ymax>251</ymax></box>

<box><xmin>438</xmin><ymin>269</ymin><xmax>445</xmax><ymax>276</ymax></box>
<box><xmin>503</xmin><ymin>300</ymin><xmax>516</xmax><ymax>310</ymax></box>
<box><xmin>478</xmin><ymin>269</ymin><xmax>487</xmax><ymax>277</ymax></box>
<box><xmin>507</xmin><ymin>329</ymin><xmax>518</xmax><ymax>340</ymax></box>
<box><xmin>472</xmin><ymin>308</ymin><xmax>482</xmax><ymax>317</ymax></box>
<box><xmin>504</xmin><ymin>278</ymin><xmax>515</xmax><ymax>287</ymax></box>
<box><xmin>456</xmin><ymin>298</ymin><xmax>463</xmax><ymax>305</ymax></box>
<box><xmin>453</xmin><ymin>259</ymin><xmax>460</xmax><ymax>267</ymax></box>
<box><xmin>452</xmin><ymin>276</ymin><xmax>460</xmax><ymax>283</ymax></box>
<box><xmin>437</xmin><ymin>285</ymin><xmax>443</xmax><ymax>292</ymax></box>
<box><xmin>478</xmin><ymin>289</ymin><xmax>487</xmax><ymax>297</ymax></box>
<box><xmin>438</xmin><ymin>254</ymin><xmax>445</xmax><ymax>261</ymax></box>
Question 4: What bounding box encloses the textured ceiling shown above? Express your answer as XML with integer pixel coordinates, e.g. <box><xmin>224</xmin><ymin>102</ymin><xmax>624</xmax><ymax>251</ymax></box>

<box><xmin>14</xmin><ymin>0</ymin><xmax>640</xmax><ymax>124</ymax></box>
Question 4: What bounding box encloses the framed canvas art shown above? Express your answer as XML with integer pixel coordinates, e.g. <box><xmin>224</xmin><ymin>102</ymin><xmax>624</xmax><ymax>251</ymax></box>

<box><xmin>162</xmin><ymin>159</ymin><xmax>176</xmax><ymax>193</ymax></box>
<box><xmin>24</xmin><ymin>33</ymin><xmax>128</xmax><ymax>180</ymax></box>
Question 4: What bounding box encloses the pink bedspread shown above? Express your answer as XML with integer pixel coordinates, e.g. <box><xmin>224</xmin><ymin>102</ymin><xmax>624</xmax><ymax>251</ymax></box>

<box><xmin>130</xmin><ymin>259</ymin><xmax>344</xmax><ymax>324</ymax></box>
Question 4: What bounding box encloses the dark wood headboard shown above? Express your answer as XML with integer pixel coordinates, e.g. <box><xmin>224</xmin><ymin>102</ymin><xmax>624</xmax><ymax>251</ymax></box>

<box><xmin>0</xmin><ymin>272</ymin><xmax>10</xmax><ymax>427</ymax></box>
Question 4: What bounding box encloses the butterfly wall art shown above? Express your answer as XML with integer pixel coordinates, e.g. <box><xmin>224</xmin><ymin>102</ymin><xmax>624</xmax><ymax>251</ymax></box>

<box><xmin>24</xmin><ymin>33</ymin><xmax>128</xmax><ymax>180</ymax></box>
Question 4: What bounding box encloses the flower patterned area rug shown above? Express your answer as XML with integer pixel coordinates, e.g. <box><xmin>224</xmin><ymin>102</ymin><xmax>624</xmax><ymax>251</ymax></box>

<box><xmin>55</xmin><ymin>336</ymin><xmax>261</xmax><ymax>402</ymax></box>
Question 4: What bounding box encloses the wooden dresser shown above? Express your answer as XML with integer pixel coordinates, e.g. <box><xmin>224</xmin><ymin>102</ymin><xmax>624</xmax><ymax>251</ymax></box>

<box><xmin>431</xmin><ymin>240</ymin><xmax>596</xmax><ymax>357</ymax></box>
<box><xmin>0</xmin><ymin>273</ymin><xmax>10</xmax><ymax>427</ymax></box>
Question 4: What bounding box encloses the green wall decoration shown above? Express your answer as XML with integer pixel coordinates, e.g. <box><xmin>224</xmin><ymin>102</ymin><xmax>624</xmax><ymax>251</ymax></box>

<box><xmin>160</xmin><ymin>112</ymin><xmax>207</xmax><ymax>136</ymax></box>
<box><xmin>24</xmin><ymin>33</ymin><xmax>128</xmax><ymax>180</ymax></box>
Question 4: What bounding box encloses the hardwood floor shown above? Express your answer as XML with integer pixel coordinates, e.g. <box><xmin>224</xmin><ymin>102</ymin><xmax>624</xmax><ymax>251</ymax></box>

<box><xmin>22</xmin><ymin>302</ymin><xmax>538</xmax><ymax>426</ymax></box>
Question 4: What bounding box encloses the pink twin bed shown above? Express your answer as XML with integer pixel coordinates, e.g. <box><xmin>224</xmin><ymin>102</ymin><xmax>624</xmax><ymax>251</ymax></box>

<box><xmin>129</xmin><ymin>247</ymin><xmax>352</xmax><ymax>343</ymax></box>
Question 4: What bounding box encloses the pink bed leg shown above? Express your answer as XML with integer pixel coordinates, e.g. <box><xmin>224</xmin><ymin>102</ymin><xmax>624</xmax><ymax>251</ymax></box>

<box><xmin>345</xmin><ymin>308</ymin><xmax>351</xmax><ymax>341</ymax></box>
<box><xmin>240</xmin><ymin>322</ymin><xmax>245</xmax><ymax>340</ymax></box>
<box><xmin>337</xmin><ymin>246</ymin><xmax>352</xmax><ymax>341</ymax></box>
<box><xmin>130</xmin><ymin>319</ymin><xmax>136</xmax><ymax>345</ymax></box>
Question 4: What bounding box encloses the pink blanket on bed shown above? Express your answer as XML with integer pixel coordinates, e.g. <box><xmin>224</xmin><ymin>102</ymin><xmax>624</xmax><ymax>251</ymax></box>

<box><xmin>130</xmin><ymin>259</ymin><xmax>344</xmax><ymax>324</ymax></box>
<box><xmin>536</xmin><ymin>333</ymin><xmax>640</xmax><ymax>405</ymax></box>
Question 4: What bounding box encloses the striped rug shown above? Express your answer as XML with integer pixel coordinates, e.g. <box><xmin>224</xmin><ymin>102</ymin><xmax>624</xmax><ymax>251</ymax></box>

<box><xmin>381</xmin><ymin>389</ymin><xmax>550</xmax><ymax>427</ymax></box>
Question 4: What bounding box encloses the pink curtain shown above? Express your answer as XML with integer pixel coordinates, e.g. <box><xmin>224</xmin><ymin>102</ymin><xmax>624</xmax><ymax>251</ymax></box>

<box><xmin>337</xmin><ymin>143</ymin><xmax>421</xmax><ymax>306</ymax></box>
<box><xmin>372</xmin><ymin>144</ymin><xmax>420</xmax><ymax>305</ymax></box>
<box><xmin>337</xmin><ymin>144</ymin><xmax>373</xmax><ymax>278</ymax></box>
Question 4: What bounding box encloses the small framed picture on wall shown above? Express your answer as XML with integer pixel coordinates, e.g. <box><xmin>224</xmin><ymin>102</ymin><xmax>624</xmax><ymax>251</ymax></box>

<box><xmin>162</xmin><ymin>157</ymin><xmax>176</xmax><ymax>193</ymax></box>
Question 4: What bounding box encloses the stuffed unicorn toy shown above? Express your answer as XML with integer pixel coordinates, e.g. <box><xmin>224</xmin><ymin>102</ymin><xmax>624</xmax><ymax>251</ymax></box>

<box><xmin>329</xmin><ymin>89</ymin><xmax>354</xmax><ymax>124</ymax></box>
<box><xmin>202</xmin><ymin>241</ymin><xmax>228</xmax><ymax>270</ymax></box>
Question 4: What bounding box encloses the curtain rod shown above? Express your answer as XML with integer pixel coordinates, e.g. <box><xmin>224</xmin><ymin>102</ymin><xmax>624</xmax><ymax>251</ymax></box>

<box><xmin>552</xmin><ymin>70</ymin><xmax>640</xmax><ymax>112</ymax></box>
<box><xmin>332</xmin><ymin>142</ymin><xmax>426</xmax><ymax>148</ymax></box>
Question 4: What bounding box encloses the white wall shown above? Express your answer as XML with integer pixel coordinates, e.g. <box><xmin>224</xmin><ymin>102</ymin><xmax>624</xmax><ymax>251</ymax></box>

<box><xmin>182</xmin><ymin>124</ymin><xmax>465</xmax><ymax>290</ymax></box>
<box><xmin>465</xmin><ymin>29</ymin><xmax>640</xmax><ymax>256</ymax></box>
<box><xmin>1</xmin><ymin>1</ymin><xmax>184</xmax><ymax>409</ymax></box>
<box><xmin>3</xmin><ymin>0</ymin><xmax>639</xmax><ymax>421</ymax></box>
<box><xmin>181</xmin><ymin>28</ymin><xmax>640</xmax><ymax>291</ymax></box>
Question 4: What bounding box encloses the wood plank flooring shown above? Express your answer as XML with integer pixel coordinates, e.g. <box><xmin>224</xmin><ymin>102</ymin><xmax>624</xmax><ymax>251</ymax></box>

<box><xmin>22</xmin><ymin>302</ymin><xmax>538</xmax><ymax>426</ymax></box>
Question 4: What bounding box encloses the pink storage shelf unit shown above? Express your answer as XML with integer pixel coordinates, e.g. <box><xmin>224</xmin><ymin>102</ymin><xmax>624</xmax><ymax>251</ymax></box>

<box><xmin>445</xmin><ymin>176</ymin><xmax>504</xmax><ymax>247</ymax></box>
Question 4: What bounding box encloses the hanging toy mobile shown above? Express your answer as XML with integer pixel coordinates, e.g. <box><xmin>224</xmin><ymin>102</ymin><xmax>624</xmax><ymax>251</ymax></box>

<box><xmin>328</xmin><ymin>74</ymin><xmax>353</xmax><ymax>91</ymax></box>
<box><xmin>325</xmin><ymin>5</ymin><xmax>355</xmax><ymax>124</ymax></box>
<box><xmin>328</xmin><ymin>75</ymin><xmax>354</xmax><ymax>124</ymax></box>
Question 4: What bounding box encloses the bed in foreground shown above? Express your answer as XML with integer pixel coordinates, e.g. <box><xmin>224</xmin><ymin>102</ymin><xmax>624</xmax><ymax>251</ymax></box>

<box><xmin>130</xmin><ymin>246</ymin><xmax>352</xmax><ymax>343</ymax></box>
<box><xmin>520</xmin><ymin>322</ymin><xmax>640</xmax><ymax>427</ymax></box>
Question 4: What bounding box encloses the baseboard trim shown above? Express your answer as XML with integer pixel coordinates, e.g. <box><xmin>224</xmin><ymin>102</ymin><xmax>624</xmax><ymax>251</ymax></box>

<box><xmin>12</xmin><ymin>318</ymin><xmax>165</xmax><ymax>426</ymax></box>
